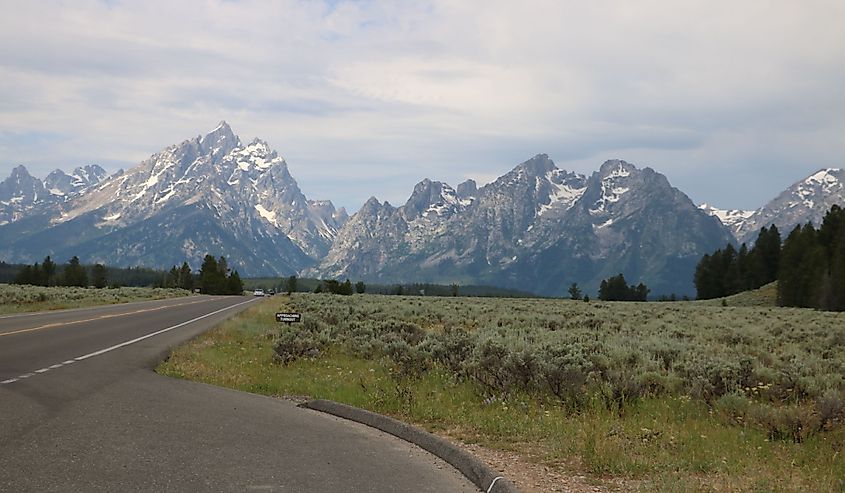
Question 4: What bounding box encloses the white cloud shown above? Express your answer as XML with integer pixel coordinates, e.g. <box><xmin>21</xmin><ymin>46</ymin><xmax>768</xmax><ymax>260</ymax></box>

<box><xmin>0</xmin><ymin>0</ymin><xmax>843</xmax><ymax>211</ymax></box>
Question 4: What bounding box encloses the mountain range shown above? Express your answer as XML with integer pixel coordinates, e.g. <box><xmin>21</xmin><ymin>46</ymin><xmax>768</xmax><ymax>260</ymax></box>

<box><xmin>699</xmin><ymin>168</ymin><xmax>845</xmax><ymax>244</ymax></box>
<box><xmin>1</xmin><ymin>123</ymin><xmax>842</xmax><ymax>296</ymax></box>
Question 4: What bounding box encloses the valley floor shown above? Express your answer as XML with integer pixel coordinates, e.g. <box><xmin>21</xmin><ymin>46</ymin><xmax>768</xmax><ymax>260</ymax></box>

<box><xmin>159</xmin><ymin>293</ymin><xmax>845</xmax><ymax>492</ymax></box>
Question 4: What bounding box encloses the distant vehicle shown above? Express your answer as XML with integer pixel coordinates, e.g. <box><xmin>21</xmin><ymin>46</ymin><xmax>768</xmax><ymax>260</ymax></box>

<box><xmin>267</xmin><ymin>289</ymin><xmax>275</xmax><ymax>296</ymax></box>
<box><xmin>253</xmin><ymin>289</ymin><xmax>265</xmax><ymax>297</ymax></box>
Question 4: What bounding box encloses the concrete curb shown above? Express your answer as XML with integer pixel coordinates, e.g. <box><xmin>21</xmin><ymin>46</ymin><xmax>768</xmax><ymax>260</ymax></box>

<box><xmin>299</xmin><ymin>399</ymin><xmax>520</xmax><ymax>493</ymax></box>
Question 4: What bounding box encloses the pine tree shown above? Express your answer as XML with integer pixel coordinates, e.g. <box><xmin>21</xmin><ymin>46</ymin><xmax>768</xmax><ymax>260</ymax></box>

<box><xmin>179</xmin><ymin>262</ymin><xmax>193</xmax><ymax>291</ymax></box>
<box><xmin>42</xmin><ymin>256</ymin><xmax>56</xmax><ymax>286</ymax></box>
<box><xmin>568</xmin><ymin>282</ymin><xmax>582</xmax><ymax>300</ymax></box>
<box><xmin>31</xmin><ymin>263</ymin><xmax>44</xmax><ymax>286</ymax></box>
<box><xmin>756</xmin><ymin>225</ymin><xmax>781</xmax><ymax>283</ymax></box>
<box><xmin>226</xmin><ymin>270</ymin><xmax>243</xmax><ymax>295</ymax></box>
<box><xmin>166</xmin><ymin>266</ymin><xmax>180</xmax><ymax>288</ymax></box>
<box><xmin>778</xmin><ymin>224</ymin><xmax>825</xmax><ymax>307</ymax></box>
<box><xmin>829</xmin><ymin>226</ymin><xmax>845</xmax><ymax>311</ymax></box>
<box><xmin>635</xmin><ymin>283</ymin><xmax>650</xmax><ymax>301</ymax></box>
<box><xmin>199</xmin><ymin>255</ymin><xmax>221</xmax><ymax>294</ymax></box>
<box><xmin>355</xmin><ymin>281</ymin><xmax>366</xmax><ymax>294</ymax></box>
<box><xmin>91</xmin><ymin>264</ymin><xmax>107</xmax><ymax>289</ymax></box>
<box><xmin>285</xmin><ymin>275</ymin><xmax>297</xmax><ymax>294</ymax></box>
<box><xmin>63</xmin><ymin>256</ymin><xmax>88</xmax><ymax>287</ymax></box>
<box><xmin>721</xmin><ymin>244</ymin><xmax>739</xmax><ymax>295</ymax></box>
<box><xmin>736</xmin><ymin>243</ymin><xmax>750</xmax><ymax>291</ymax></box>
<box><xmin>694</xmin><ymin>253</ymin><xmax>716</xmax><ymax>299</ymax></box>
<box><xmin>14</xmin><ymin>265</ymin><xmax>34</xmax><ymax>285</ymax></box>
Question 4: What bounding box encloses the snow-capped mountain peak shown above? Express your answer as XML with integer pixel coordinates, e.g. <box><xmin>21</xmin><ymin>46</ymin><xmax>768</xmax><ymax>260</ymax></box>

<box><xmin>590</xmin><ymin>160</ymin><xmax>636</xmax><ymax>213</ymax></box>
<box><xmin>45</xmin><ymin>165</ymin><xmax>108</xmax><ymax>197</ymax></box>
<box><xmin>0</xmin><ymin>164</ymin><xmax>107</xmax><ymax>226</ymax></box>
<box><xmin>0</xmin><ymin>123</ymin><xmax>345</xmax><ymax>274</ymax></box>
<box><xmin>703</xmin><ymin>167</ymin><xmax>845</xmax><ymax>244</ymax></box>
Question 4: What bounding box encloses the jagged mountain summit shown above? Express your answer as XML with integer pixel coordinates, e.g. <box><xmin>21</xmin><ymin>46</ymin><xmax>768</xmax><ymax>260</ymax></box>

<box><xmin>312</xmin><ymin>155</ymin><xmax>733</xmax><ymax>296</ymax></box>
<box><xmin>0</xmin><ymin>122</ymin><xmax>346</xmax><ymax>275</ymax></box>
<box><xmin>0</xmin><ymin>164</ymin><xmax>107</xmax><ymax>226</ymax></box>
<box><xmin>701</xmin><ymin>168</ymin><xmax>845</xmax><ymax>244</ymax></box>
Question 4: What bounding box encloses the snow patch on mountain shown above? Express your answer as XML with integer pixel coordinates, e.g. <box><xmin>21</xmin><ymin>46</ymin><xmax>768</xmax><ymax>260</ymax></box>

<box><xmin>255</xmin><ymin>204</ymin><xmax>278</xmax><ymax>226</ymax></box>
<box><xmin>698</xmin><ymin>203</ymin><xmax>755</xmax><ymax>231</ymax></box>
<box><xmin>538</xmin><ymin>170</ymin><xmax>587</xmax><ymax>216</ymax></box>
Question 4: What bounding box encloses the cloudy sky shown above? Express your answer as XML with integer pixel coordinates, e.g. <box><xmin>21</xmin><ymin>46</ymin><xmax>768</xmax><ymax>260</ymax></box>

<box><xmin>1</xmin><ymin>0</ymin><xmax>843</xmax><ymax>211</ymax></box>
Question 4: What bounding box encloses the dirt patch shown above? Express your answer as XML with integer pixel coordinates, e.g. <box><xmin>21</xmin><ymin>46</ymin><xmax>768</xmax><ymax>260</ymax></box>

<box><xmin>441</xmin><ymin>436</ymin><xmax>633</xmax><ymax>493</ymax></box>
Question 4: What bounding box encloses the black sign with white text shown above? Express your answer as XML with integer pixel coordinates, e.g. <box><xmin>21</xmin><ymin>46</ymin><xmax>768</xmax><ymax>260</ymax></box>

<box><xmin>275</xmin><ymin>312</ymin><xmax>302</xmax><ymax>323</ymax></box>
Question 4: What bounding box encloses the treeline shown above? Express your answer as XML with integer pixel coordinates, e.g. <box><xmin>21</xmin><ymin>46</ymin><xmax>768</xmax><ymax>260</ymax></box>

<box><xmin>597</xmin><ymin>274</ymin><xmax>649</xmax><ymax>301</ymax></box>
<box><xmin>5</xmin><ymin>257</ymin><xmax>182</xmax><ymax>288</ymax></box>
<box><xmin>13</xmin><ymin>256</ymin><xmax>108</xmax><ymax>288</ymax></box>
<box><xmin>6</xmin><ymin>254</ymin><xmax>244</xmax><ymax>295</ymax></box>
<box><xmin>313</xmin><ymin>278</ymin><xmax>364</xmax><ymax>295</ymax></box>
<box><xmin>778</xmin><ymin>206</ymin><xmax>845</xmax><ymax>310</ymax></box>
<box><xmin>246</xmin><ymin>276</ymin><xmax>534</xmax><ymax>298</ymax></box>
<box><xmin>696</xmin><ymin>204</ymin><xmax>845</xmax><ymax>311</ymax></box>
<box><xmin>694</xmin><ymin>226</ymin><xmax>781</xmax><ymax>299</ymax></box>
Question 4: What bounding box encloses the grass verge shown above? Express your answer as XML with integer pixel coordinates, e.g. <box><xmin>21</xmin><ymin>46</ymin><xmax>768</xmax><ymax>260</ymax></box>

<box><xmin>0</xmin><ymin>283</ymin><xmax>192</xmax><ymax>315</ymax></box>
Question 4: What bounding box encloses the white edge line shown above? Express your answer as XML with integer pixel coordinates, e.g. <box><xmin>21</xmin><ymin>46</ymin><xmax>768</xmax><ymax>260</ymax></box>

<box><xmin>74</xmin><ymin>298</ymin><xmax>256</xmax><ymax>361</ymax></box>
<box><xmin>1</xmin><ymin>298</ymin><xmax>257</xmax><ymax>385</ymax></box>
<box><xmin>486</xmin><ymin>476</ymin><xmax>504</xmax><ymax>493</ymax></box>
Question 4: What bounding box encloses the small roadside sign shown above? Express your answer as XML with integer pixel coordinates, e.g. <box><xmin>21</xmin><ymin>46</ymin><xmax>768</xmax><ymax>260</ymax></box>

<box><xmin>275</xmin><ymin>312</ymin><xmax>302</xmax><ymax>324</ymax></box>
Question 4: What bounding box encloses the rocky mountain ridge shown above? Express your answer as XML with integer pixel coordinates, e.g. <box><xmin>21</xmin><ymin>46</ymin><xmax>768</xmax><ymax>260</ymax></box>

<box><xmin>0</xmin><ymin>164</ymin><xmax>107</xmax><ymax>226</ymax></box>
<box><xmin>700</xmin><ymin>168</ymin><xmax>845</xmax><ymax>244</ymax></box>
<box><xmin>0</xmin><ymin>122</ymin><xmax>345</xmax><ymax>276</ymax></box>
<box><xmin>2</xmin><ymin>123</ymin><xmax>842</xmax><ymax>296</ymax></box>
<box><xmin>312</xmin><ymin>155</ymin><xmax>734</xmax><ymax>296</ymax></box>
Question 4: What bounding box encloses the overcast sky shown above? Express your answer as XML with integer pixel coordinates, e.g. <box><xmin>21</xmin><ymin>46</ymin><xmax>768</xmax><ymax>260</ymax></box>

<box><xmin>1</xmin><ymin>0</ymin><xmax>843</xmax><ymax>212</ymax></box>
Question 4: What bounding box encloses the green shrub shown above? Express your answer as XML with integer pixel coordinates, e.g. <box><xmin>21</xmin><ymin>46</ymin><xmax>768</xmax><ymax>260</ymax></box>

<box><xmin>272</xmin><ymin>328</ymin><xmax>323</xmax><ymax>365</ymax></box>
<box><xmin>816</xmin><ymin>389</ymin><xmax>845</xmax><ymax>430</ymax></box>
<box><xmin>420</xmin><ymin>326</ymin><xmax>475</xmax><ymax>378</ymax></box>
<box><xmin>468</xmin><ymin>338</ymin><xmax>512</xmax><ymax>393</ymax></box>
<box><xmin>538</xmin><ymin>344</ymin><xmax>592</xmax><ymax>408</ymax></box>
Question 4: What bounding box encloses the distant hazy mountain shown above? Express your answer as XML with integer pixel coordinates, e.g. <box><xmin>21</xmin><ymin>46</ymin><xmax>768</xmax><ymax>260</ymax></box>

<box><xmin>312</xmin><ymin>155</ymin><xmax>733</xmax><ymax>296</ymax></box>
<box><xmin>44</xmin><ymin>165</ymin><xmax>108</xmax><ymax>197</ymax></box>
<box><xmin>0</xmin><ymin>122</ymin><xmax>346</xmax><ymax>275</ymax></box>
<box><xmin>701</xmin><ymin>168</ymin><xmax>844</xmax><ymax>244</ymax></box>
<box><xmin>0</xmin><ymin>164</ymin><xmax>107</xmax><ymax>226</ymax></box>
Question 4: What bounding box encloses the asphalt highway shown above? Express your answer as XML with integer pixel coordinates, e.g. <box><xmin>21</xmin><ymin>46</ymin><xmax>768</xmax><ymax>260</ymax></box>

<box><xmin>0</xmin><ymin>296</ymin><xmax>477</xmax><ymax>492</ymax></box>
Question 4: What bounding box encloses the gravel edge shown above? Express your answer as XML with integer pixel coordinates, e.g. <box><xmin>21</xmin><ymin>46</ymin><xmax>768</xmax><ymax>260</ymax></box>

<box><xmin>299</xmin><ymin>399</ymin><xmax>520</xmax><ymax>493</ymax></box>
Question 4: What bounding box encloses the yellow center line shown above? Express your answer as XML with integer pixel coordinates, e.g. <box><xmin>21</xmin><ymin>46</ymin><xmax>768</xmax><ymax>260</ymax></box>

<box><xmin>0</xmin><ymin>297</ymin><xmax>219</xmax><ymax>338</ymax></box>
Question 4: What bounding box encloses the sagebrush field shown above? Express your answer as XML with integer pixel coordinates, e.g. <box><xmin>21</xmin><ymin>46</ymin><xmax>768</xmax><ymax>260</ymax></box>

<box><xmin>160</xmin><ymin>294</ymin><xmax>845</xmax><ymax>492</ymax></box>
<box><xmin>0</xmin><ymin>283</ymin><xmax>191</xmax><ymax>314</ymax></box>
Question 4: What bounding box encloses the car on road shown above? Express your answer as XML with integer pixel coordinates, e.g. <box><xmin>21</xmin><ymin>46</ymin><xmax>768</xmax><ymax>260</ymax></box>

<box><xmin>253</xmin><ymin>289</ymin><xmax>265</xmax><ymax>297</ymax></box>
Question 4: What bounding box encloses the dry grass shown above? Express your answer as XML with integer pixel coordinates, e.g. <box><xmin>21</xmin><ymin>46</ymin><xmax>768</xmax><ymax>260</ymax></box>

<box><xmin>0</xmin><ymin>283</ymin><xmax>191</xmax><ymax>315</ymax></box>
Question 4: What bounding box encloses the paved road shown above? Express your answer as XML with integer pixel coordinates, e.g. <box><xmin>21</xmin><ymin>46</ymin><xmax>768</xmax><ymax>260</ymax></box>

<box><xmin>0</xmin><ymin>296</ymin><xmax>477</xmax><ymax>492</ymax></box>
